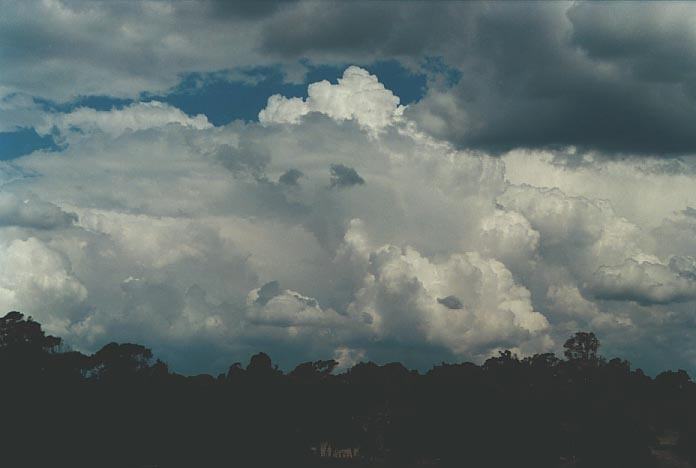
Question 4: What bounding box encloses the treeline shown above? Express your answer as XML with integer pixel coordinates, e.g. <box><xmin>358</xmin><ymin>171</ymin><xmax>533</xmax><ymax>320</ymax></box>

<box><xmin>1</xmin><ymin>311</ymin><xmax>696</xmax><ymax>468</ymax></box>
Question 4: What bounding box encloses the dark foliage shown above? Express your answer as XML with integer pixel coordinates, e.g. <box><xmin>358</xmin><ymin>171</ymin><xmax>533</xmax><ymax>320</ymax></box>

<box><xmin>0</xmin><ymin>315</ymin><xmax>693</xmax><ymax>468</ymax></box>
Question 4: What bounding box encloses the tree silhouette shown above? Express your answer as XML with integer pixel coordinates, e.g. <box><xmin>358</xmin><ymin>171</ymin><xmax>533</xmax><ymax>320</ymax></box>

<box><xmin>563</xmin><ymin>331</ymin><xmax>600</xmax><ymax>362</ymax></box>
<box><xmin>0</xmin><ymin>311</ymin><xmax>61</xmax><ymax>352</ymax></box>
<box><xmin>0</xmin><ymin>312</ymin><xmax>692</xmax><ymax>468</ymax></box>
<box><xmin>89</xmin><ymin>342</ymin><xmax>156</xmax><ymax>381</ymax></box>
<box><xmin>289</xmin><ymin>359</ymin><xmax>338</xmax><ymax>382</ymax></box>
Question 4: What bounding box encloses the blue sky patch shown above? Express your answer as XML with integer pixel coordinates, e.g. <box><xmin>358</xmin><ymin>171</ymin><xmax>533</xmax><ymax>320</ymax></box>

<box><xmin>153</xmin><ymin>60</ymin><xmax>428</xmax><ymax>126</ymax></box>
<box><xmin>4</xmin><ymin>60</ymin><xmax>430</xmax><ymax>159</ymax></box>
<box><xmin>0</xmin><ymin>128</ymin><xmax>59</xmax><ymax>161</ymax></box>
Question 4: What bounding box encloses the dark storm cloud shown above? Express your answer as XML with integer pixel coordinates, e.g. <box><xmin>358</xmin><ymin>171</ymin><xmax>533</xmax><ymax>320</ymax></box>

<box><xmin>259</xmin><ymin>2</ymin><xmax>696</xmax><ymax>156</ymax></box>
<box><xmin>259</xmin><ymin>3</ymin><xmax>467</xmax><ymax>58</ymax></box>
<box><xmin>568</xmin><ymin>3</ymin><xmax>696</xmax><ymax>84</ymax></box>
<box><xmin>261</xmin><ymin>4</ymin><xmax>395</xmax><ymax>56</ymax></box>
<box><xmin>408</xmin><ymin>2</ymin><xmax>696</xmax><ymax>156</ymax></box>
<box><xmin>205</xmin><ymin>0</ymin><xmax>296</xmax><ymax>20</ymax></box>
<box><xmin>329</xmin><ymin>163</ymin><xmax>365</xmax><ymax>189</ymax></box>
<box><xmin>7</xmin><ymin>1</ymin><xmax>696</xmax><ymax>155</ymax></box>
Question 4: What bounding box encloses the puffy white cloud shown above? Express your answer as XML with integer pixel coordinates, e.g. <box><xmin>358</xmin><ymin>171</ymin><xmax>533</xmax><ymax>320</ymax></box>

<box><xmin>259</xmin><ymin>66</ymin><xmax>404</xmax><ymax>130</ymax></box>
<box><xmin>246</xmin><ymin>282</ymin><xmax>348</xmax><ymax>329</ymax></box>
<box><xmin>545</xmin><ymin>284</ymin><xmax>633</xmax><ymax>331</ymax></box>
<box><xmin>1</xmin><ymin>67</ymin><xmax>696</xmax><ymax>374</ymax></box>
<box><xmin>497</xmin><ymin>184</ymin><xmax>651</xmax><ymax>282</ymax></box>
<box><xmin>340</xmin><ymin>222</ymin><xmax>551</xmax><ymax>358</ymax></box>
<box><xmin>479</xmin><ymin>209</ymin><xmax>540</xmax><ymax>267</ymax></box>
<box><xmin>503</xmin><ymin>150</ymin><xmax>696</xmax><ymax>229</ymax></box>
<box><xmin>36</xmin><ymin>101</ymin><xmax>211</xmax><ymax>142</ymax></box>
<box><xmin>590</xmin><ymin>259</ymin><xmax>696</xmax><ymax>305</ymax></box>
<box><xmin>499</xmin><ymin>185</ymin><xmax>609</xmax><ymax>248</ymax></box>
<box><xmin>75</xmin><ymin>209</ymin><xmax>219</xmax><ymax>269</ymax></box>
<box><xmin>653</xmin><ymin>208</ymin><xmax>696</xmax><ymax>260</ymax></box>
<box><xmin>0</xmin><ymin>237</ymin><xmax>88</xmax><ymax>331</ymax></box>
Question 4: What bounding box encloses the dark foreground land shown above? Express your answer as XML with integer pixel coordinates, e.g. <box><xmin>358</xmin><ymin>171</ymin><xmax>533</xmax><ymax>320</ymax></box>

<box><xmin>2</xmin><ymin>311</ymin><xmax>696</xmax><ymax>468</ymax></box>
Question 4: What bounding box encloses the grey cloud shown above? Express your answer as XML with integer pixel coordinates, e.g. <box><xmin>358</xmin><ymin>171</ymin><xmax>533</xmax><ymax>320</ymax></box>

<box><xmin>330</xmin><ymin>163</ymin><xmax>365</xmax><ymax>188</ymax></box>
<box><xmin>407</xmin><ymin>2</ymin><xmax>696</xmax><ymax>156</ymax></box>
<box><xmin>5</xmin><ymin>2</ymin><xmax>696</xmax><ymax>156</ymax></box>
<box><xmin>589</xmin><ymin>259</ymin><xmax>696</xmax><ymax>305</ymax></box>
<box><xmin>437</xmin><ymin>295</ymin><xmax>464</xmax><ymax>310</ymax></box>
<box><xmin>568</xmin><ymin>3</ymin><xmax>696</xmax><ymax>85</ymax></box>
<box><xmin>259</xmin><ymin>2</ymin><xmax>474</xmax><ymax>59</ymax></box>
<box><xmin>278</xmin><ymin>168</ymin><xmax>303</xmax><ymax>186</ymax></box>
<box><xmin>259</xmin><ymin>1</ymin><xmax>696</xmax><ymax>156</ymax></box>
<box><xmin>0</xmin><ymin>193</ymin><xmax>77</xmax><ymax>230</ymax></box>
<box><xmin>204</xmin><ymin>0</ymin><xmax>296</xmax><ymax>20</ymax></box>
<box><xmin>255</xmin><ymin>281</ymin><xmax>281</xmax><ymax>306</ymax></box>
<box><xmin>670</xmin><ymin>256</ymin><xmax>696</xmax><ymax>281</ymax></box>
<box><xmin>215</xmin><ymin>143</ymin><xmax>270</xmax><ymax>180</ymax></box>
<box><xmin>0</xmin><ymin>1</ymin><xmax>281</xmax><ymax>101</ymax></box>
<box><xmin>261</xmin><ymin>4</ymin><xmax>400</xmax><ymax>57</ymax></box>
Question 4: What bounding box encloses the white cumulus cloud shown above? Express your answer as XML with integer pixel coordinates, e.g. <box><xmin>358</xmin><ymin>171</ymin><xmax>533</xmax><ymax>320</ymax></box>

<box><xmin>259</xmin><ymin>66</ymin><xmax>404</xmax><ymax>130</ymax></box>
<box><xmin>36</xmin><ymin>101</ymin><xmax>211</xmax><ymax>142</ymax></box>
<box><xmin>1</xmin><ymin>66</ymin><xmax>696</xmax><ymax>373</ymax></box>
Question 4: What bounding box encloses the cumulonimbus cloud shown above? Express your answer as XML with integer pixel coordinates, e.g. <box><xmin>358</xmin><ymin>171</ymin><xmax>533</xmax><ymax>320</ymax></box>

<box><xmin>1</xmin><ymin>66</ymin><xmax>695</xmax><ymax>374</ymax></box>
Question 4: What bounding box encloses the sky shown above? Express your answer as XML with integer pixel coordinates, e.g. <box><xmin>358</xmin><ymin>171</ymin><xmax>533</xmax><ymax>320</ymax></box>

<box><xmin>1</xmin><ymin>1</ymin><xmax>696</xmax><ymax>375</ymax></box>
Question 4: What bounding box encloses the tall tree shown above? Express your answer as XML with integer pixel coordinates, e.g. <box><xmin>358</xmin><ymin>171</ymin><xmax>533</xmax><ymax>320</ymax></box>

<box><xmin>0</xmin><ymin>311</ymin><xmax>61</xmax><ymax>352</ymax></box>
<box><xmin>563</xmin><ymin>332</ymin><xmax>600</xmax><ymax>362</ymax></box>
